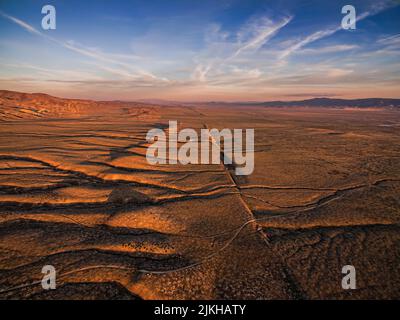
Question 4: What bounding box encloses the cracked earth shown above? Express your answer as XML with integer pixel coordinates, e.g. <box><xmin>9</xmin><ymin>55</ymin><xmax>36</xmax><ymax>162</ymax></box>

<box><xmin>0</xmin><ymin>91</ymin><xmax>399</xmax><ymax>299</ymax></box>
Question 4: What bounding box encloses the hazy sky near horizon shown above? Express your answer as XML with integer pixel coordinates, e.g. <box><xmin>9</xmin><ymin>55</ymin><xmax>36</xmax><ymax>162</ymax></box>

<box><xmin>0</xmin><ymin>0</ymin><xmax>399</xmax><ymax>101</ymax></box>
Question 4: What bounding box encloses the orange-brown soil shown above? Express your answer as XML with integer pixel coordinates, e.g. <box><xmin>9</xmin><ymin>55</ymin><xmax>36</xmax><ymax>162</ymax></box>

<box><xmin>0</xmin><ymin>90</ymin><xmax>399</xmax><ymax>299</ymax></box>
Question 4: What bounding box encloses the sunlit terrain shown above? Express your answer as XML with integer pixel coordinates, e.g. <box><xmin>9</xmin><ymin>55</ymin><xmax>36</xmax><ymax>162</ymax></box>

<box><xmin>0</xmin><ymin>90</ymin><xmax>399</xmax><ymax>299</ymax></box>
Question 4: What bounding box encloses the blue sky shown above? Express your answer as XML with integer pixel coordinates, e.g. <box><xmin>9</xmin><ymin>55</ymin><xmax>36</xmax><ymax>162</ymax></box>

<box><xmin>0</xmin><ymin>0</ymin><xmax>399</xmax><ymax>101</ymax></box>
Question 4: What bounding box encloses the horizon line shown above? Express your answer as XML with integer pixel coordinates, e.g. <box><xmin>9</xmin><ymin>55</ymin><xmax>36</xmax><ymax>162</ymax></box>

<box><xmin>2</xmin><ymin>89</ymin><xmax>400</xmax><ymax>105</ymax></box>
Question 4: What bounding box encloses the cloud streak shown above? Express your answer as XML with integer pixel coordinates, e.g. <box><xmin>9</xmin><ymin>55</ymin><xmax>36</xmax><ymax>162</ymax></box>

<box><xmin>231</xmin><ymin>15</ymin><xmax>292</xmax><ymax>59</ymax></box>
<box><xmin>279</xmin><ymin>0</ymin><xmax>398</xmax><ymax>60</ymax></box>
<box><xmin>0</xmin><ymin>11</ymin><xmax>42</xmax><ymax>36</ymax></box>
<box><xmin>0</xmin><ymin>10</ymin><xmax>168</xmax><ymax>85</ymax></box>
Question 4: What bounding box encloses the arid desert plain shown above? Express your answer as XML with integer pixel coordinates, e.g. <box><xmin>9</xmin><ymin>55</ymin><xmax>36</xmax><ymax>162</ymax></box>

<box><xmin>0</xmin><ymin>90</ymin><xmax>399</xmax><ymax>299</ymax></box>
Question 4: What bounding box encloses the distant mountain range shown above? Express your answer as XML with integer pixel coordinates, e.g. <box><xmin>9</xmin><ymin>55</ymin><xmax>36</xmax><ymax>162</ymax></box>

<box><xmin>195</xmin><ymin>97</ymin><xmax>400</xmax><ymax>108</ymax></box>
<box><xmin>2</xmin><ymin>90</ymin><xmax>400</xmax><ymax>113</ymax></box>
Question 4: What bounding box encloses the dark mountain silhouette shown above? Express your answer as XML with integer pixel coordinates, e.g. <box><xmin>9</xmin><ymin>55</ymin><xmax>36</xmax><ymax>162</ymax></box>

<box><xmin>201</xmin><ymin>97</ymin><xmax>400</xmax><ymax>108</ymax></box>
<box><xmin>1</xmin><ymin>90</ymin><xmax>400</xmax><ymax>114</ymax></box>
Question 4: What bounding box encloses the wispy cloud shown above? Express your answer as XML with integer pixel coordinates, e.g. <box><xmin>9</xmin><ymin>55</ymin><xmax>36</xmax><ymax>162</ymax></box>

<box><xmin>0</xmin><ymin>11</ymin><xmax>42</xmax><ymax>36</ymax></box>
<box><xmin>298</xmin><ymin>44</ymin><xmax>359</xmax><ymax>54</ymax></box>
<box><xmin>192</xmin><ymin>64</ymin><xmax>211</xmax><ymax>82</ymax></box>
<box><xmin>280</xmin><ymin>28</ymin><xmax>339</xmax><ymax>60</ymax></box>
<box><xmin>0</xmin><ymin>10</ymin><xmax>111</xmax><ymax>63</ymax></box>
<box><xmin>0</xmin><ymin>10</ymin><xmax>168</xmax><ymax>85</ymax></box>
<box><xmin>0</xmin><ymin>62</ymin><xmax>103</xmax><ymax>81</ymax></box>
<box><xmin>191</xmin><ymin>14</ymin><xmax>292</xmax><ymax>82</ymax></box>
<box><xmin>279</xmin><ymin>1</ymin><xmax>398</xmax><ymax>60</ymax></box>
<box><xmin>378</xmin><ymin>33</ymin><xmax>400</xmax><ymax>48</ymax></box>
<box><xmin>231</xmin><ymin>15</ymin><xmax>292</xmax><ymax>59</ymax></box>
